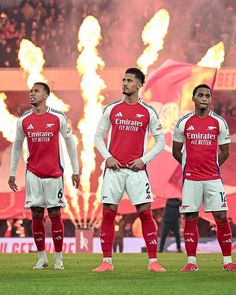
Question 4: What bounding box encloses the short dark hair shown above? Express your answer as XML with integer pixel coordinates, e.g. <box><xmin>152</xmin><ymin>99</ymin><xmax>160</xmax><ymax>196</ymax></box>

<box><xmin>193</xmin><ymin>84</ymin><xmax>212</xmax><ymax>97</ymax></box>
<box><xmin>125</xmin><ymin>68</ymin><xmax>145</xmax><ymax>85</ymax></box>
<box><xmin>34</xmin><ymin>82</ymin><xmax>50</xmax><ymax>96</ymax></box>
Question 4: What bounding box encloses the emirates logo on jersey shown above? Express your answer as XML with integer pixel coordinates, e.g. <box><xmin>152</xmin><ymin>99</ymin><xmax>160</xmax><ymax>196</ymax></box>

<box><xmin>28</xmin><ymin>131</ymin><xmax>54</xmax><ymax>142</ymax></box>
<box><xmin>115</xmin><ymin>118</ymin><xmax>143</xmax><ymax>132</ymax></box>
<box><xmin>187</xmin><ymin>132</ymin><xmax>216</xmax><ymax>145</ymax></box>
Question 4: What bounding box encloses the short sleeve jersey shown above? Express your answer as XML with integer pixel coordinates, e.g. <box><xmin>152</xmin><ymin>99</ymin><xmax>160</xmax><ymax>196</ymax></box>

<box><xmin>99</xmin><ymin>99</ymin><xmax>163</xmax><ymax>169</ymax></box>
<box><xmin>173</xmin><ymin>111</ymin><xmax>230</xmax><ymax>181</ymax></box>
<box><xmin>16</xmin><ymin>108</ymin><xmax>71</xmax><ymax>178</ymax></box>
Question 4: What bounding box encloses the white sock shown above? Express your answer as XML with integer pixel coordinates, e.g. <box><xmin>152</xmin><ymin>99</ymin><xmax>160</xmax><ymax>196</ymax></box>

<box><xmin>103</xmin><ymin>257</ymin><xmax>112</xmax><ymax>264</ymax></box>
<box><xmin>38</xmin><ymin>250</ymin><xmax>47</xmax><ymax>259</ymax></box>
<box><xmin>223</xmin><ymin>256</ymin><xmax>232</xmax><ymax>265</ymax></box>
<box><xmin>55</xmin><ymin>252</ymin><xmax>63</xmax><ymax>259</ymax></box>
<box><xmin>188</xmin><ymin>256</ymin><xmax>197</xmax><ymax>264</ymax></box>
<box><xmin>149</xmin><ymin>258</ymin><xmax>157</xmax><ymax>264</ymax></box>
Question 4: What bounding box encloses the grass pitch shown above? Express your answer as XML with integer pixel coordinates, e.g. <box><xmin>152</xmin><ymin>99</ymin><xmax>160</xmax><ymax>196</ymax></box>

<box><xmin>0</xmin><ymin>253</ymin><xmax>235</xmax><ymax>295</ymax></box>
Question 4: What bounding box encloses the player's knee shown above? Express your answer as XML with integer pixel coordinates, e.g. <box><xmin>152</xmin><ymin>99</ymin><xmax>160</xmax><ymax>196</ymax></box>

<box><xmin>213</xmin><ymin>211</ymin><xmax>227</xmax><ymax>221</ymax></box>
<box><xmin>48</xmin><ymin>207</ymin><xmax>61</xmax><ymax>219</ymax></box>
<box><xmin>102</xmin><ymin>207</ymin><xmax>117</xmax><ymax>221</ymax></box>
<box><xmin>31</xmin><ymin>207</ymin><xmax>44</xmax><ymax>220</ymax></box>
<box><xmin>138</xmin><ymin>209</ymin><xmax>152</xmax><ymax>221</ymax></box>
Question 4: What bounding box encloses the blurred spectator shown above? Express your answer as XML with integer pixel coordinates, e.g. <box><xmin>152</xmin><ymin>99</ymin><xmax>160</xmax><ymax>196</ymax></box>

<box><xmin>228</xmin><ymin>217</ymin><xmax>236</xmax><ymax>237</ymax></box>
<box><xmin>159</xmin><ymin>198</ymin><xmax>182</xmax><ymax>253</ymax></box>
<box><xmin>113</xmin><ymin>213</ymin><xmax>125</xmax><ymax>253</ymax></box>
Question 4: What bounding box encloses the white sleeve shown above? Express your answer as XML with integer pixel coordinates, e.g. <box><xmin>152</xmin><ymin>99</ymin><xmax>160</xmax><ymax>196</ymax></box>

<box><xmin>218</xmin><ymin>119</ymin><xmax>231</xmax><ymax>145</ymax></box>
<box><xmin>10</xmin><ymin>119</ymin><xmax>25</xmax><ymax>176</ymax></box>
<box><xmin>173</xmin><ymin>118</ymin><xmax>185</xmax><ymax>143</ymax></box>
<box><xmin>141</xmin><ymin>109</ymin><xmax>165</xmax><ymax>164</ymax></box>
<box><xmin>94</xmin><ymin>107</ymin><xmax>112</xmax><ymax>160</ymax></box>
<box><xmin>60</xmin><ymin>114</ymin><xmax>79</xmax><ymax>174</ymax></box>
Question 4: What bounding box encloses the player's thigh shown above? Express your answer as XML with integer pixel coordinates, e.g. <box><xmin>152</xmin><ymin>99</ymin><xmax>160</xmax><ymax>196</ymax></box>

<box><xmin>25</xmin><ymin>170</ymin><xmax>45</xmax><ymax>209</ymax></box>
<box><xmin>203</xmin><ymin>179</ymin><xmax>228</xmax><ymax>212</ymax></box>
<box><xmin>180</xmin><ymin>179</ymin><xmax>203</xmax><ymax>213</ymax></box>
<box><xmin>43</xmin><ymin>177</ymin><xmax>65</xmax><ymax>208</ymax></box>
<box><xmin>126</xmin><ymin>170</ymin><xmax>153</xmax><ymax>205</ymax></box>
<box><xmin>100</xmin><ymin>168</ymin><xmax>126</xmax><ymax>204</ymax></box>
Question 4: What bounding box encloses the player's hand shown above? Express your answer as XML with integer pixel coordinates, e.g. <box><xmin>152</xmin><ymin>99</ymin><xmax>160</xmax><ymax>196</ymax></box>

<box><xmin>106</xmin><ymin>156</ymin><xmax>121</xmax><ymax>170</ymax></box>
<box><xmin>72</xmin><ymin>174</ymin><xmax>79</xmax><ymax>189</ymax></box>
<box><xmin>128</xmin><ymin>158</ymin><xmax>144</xmax><ymax>171</ymax></box>
<box><xmin>8</xmin><ymin>176</ymin><xmax>18</xmax><ymax>192</ymax></box>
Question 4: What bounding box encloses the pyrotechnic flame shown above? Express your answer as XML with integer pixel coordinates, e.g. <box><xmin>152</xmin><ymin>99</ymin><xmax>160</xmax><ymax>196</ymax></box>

<box><xmin>137</xmin><ymin>9</ymin><xmax>170</xmax><ymax>74</ymax></box>
<box><xmin>180</xmin><ymin>42</ymin><xmax>225</xmax><ymax>112</ymax></box>
<box><xmin>197</xmin><ymin>42</ymin><xmax>225</xmax><ymax>69</ymax></box>
<box><xmin>18</xmin><ymin>39</ymin><xmax>69</xmax><ymax>111</ymax></box>
<box><xmin>60</xmin><ymin>135</ymin><xmax>80</xmax><ymax>225</ymax></box>
<box><xmin>18</xmin><ymin>39</ymin><xmax>80</xmax><ymax>223</ymax></box>
<box><xmin>0</xmin><ymin>93</ymin><xmax>18</xmax><ymax>142</ymax></box>
<box><xmin>77</xmin><ymin>16</ymin><xmax>106</xmax><ymax>227</ymax></box>
<box><xmin>89</xmin><ymin>162</ymin><xmax>104</xmax><ymax>226</ymax></box>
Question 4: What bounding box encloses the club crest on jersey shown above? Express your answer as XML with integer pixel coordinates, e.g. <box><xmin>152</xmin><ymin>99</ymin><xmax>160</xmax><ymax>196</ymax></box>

<box><xmin>135</xmin><ymin>113</ymin><xmax>144</xmax><ymax>118</ymax></box>
<box><xmin>207</xmin><ymin>126</ymin><xmax>217</xmax><ymax>130</ymax></box>
<box><xmin>46</xmin><ymin>123</ymin><xmax>55</xmax><ymax>128</ymax></box>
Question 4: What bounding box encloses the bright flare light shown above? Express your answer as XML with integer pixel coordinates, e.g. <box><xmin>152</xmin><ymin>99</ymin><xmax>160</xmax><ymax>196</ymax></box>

<box><xmin>137</xmin><ymin>9</ymin><xmax>170</xmax><ymax>74</ymax></box>
<box><xmin>18</xmin><ymin>39</ymin><xmax>69</xmax><ymax>111</ymax></box>
<box><xmin>0</xmin><ymin>93</ymin><xmax>18</xmax><ymax>142</ymax></box>
<box><xmin>197</xmin><ymin>42</ymin><xmax>225</xmax><ymax>69</ymax></box>
<box><xmin>77</xmin><ymin>16</ymin><xmax>106</xmax><ymax>227</ymax></box>
<box><xmin>180</xmin><ymin>42</ymin><xmax>225</xmax><ymax>112</ymax></box>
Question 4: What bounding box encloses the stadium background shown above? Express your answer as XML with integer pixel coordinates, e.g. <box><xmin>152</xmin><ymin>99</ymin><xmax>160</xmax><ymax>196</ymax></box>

<box><xmin>0</xmin><ymin>0</ymin><xmax>236</xmax><ymax>251</ymax></box>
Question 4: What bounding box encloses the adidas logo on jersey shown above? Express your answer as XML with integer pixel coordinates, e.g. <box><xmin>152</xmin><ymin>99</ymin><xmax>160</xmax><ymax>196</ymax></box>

<box><xmin>115</xmin><ymin>112</ymin><xmax>123</xmax><ymax>117</ymax></box>
<box><xmin>27</xmin><ymin>124</ymin><xmax>34</xmax><ymax>129</ymax></box>
<box><xmin>46</xmin><ymin>123</ymin><xmax>55</xmax><ymax>128</ymax></box>
<box><xmin>207</xmin><ymin>126</ymin><xmax>217</xmax><ymax>130</ymax></box>
<box><xmin>136</xmin><ymin>113</ymin><xmax>144</xmax><ymax>118</ymax></box>
<box><xmin>187</xmin><ymin>125</ymin><xmax>194</xmax><ymax>131</ymax></box>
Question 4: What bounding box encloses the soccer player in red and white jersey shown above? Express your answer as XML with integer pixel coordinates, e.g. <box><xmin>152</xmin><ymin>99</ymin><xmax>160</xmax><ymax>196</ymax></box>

<box><xmin>173</xmin><ymin>84</ymin><xmax>236</xmax><ymax>272</ymax></box>
<box><xmin>93</xmin><ymin>68</ymin><xmax>166</xmax><ymax>272</ymax></box>
<box><xmin>8</xmin><ymin>82</ymin><xmax>79</xmax><ymax>270</ymax></box>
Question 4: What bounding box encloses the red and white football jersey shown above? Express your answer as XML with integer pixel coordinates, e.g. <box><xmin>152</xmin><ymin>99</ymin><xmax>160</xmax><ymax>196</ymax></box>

<box><xmin>15</xmin><ymin>108</ymin><xmax>72</xmax><ymax>178</ymax></box>
<box><xmin>173</xmin><ymin>111</ymin><xmax>231</xmax><ymax>181</ymax></box>
<box><xmin>98</xmin><ymin>99</ymin><xmax>163</xmax><ymax>169</ymax></box>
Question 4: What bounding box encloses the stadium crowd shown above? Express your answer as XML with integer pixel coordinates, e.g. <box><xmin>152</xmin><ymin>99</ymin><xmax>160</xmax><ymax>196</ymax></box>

<box><xmin>0</xmin><ymin>0</ymin><xmax>236</xmax><ymax>67</ymax></box>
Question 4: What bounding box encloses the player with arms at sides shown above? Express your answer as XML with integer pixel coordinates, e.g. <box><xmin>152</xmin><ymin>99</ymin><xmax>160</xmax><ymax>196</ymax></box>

<box><xmin>93</xmin><ymin>68</ymin><xmax>166</xmax><ymax>272</ymax></box>
<box><xmin>8</xmin><ymin>82</ymin><xmax>79</xmax><ymax>270</ymax></box>
<box><xmin>172</xmin><ymin>84</ymin><xmax>236</xmax><ymax>272</ymax></box>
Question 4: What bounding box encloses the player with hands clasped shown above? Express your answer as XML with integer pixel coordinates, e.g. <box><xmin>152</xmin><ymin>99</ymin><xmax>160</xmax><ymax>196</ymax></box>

<box><xmin>93</xmin><ymin>68</ymin><xmax>166</xmax><ymax>272</ymax></box>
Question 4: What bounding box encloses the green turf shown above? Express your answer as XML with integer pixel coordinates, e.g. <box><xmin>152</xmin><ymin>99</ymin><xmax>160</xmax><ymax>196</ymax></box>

<box><xmin>0</xmin><ymin>253</ymin><xmax>235</xmax><ymax>295</ymax></box>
